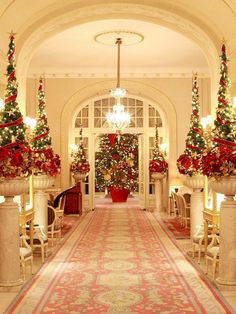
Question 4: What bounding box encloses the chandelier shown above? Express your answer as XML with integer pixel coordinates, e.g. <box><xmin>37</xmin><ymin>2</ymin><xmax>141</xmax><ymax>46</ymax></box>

<box><xmin>106</xmin><ymin>38</ymin><xmax>131</xmax><ymax>132</ymax></box>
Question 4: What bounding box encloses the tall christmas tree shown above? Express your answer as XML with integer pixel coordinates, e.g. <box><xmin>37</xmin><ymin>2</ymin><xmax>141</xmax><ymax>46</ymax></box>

<box><xmin>212</xmin><ymin>44</ymin><xmax>236</xmax><ymax>145</ymax></box>
<box><xmin>202</xmin><ymin>44</ymin><xmax>236</xmax><ymax>177</ymax></box>
<box><xmin>70</xmin><ymin>126</ymin><xmax>90</xmax><ymax>174</ymax></box>
<box><xmin>0</xmin><ymin>32</ymin><xmax>32</xmax><ymax>181</ymax></box>
<box><xmin>177</xmin><ymin>73</ymin><xmax>206</xmax><ymax>176</ymax></box>
<box><xmin>31</xmin><ymin>78</ymin><xmax>61</xmax><ymax>176</ymax></box>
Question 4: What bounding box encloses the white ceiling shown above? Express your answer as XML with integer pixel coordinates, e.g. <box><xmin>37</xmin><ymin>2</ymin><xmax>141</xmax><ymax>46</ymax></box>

<box><xmin>28</xmin><ymin>19</ymin><xmax>209</xmax><ymax>78</ymax></box>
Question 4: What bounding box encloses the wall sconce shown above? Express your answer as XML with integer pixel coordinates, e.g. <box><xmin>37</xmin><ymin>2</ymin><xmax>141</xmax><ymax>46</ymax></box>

<box><xmin>160</xmin><ymin>143</ymin><xmax>167</xmax><ymax>156</ymax></box>
<box><xmin>201</xmin><ymin>115</ymin><xmax>213</xmax><ymax>148</ymax></box>
<box><xmin>0</xmin><ymin>98</ymin><xmax>4</xmax><ymax>110</ymax></box>
<box><xmin>169</xmin><ymin>177</ymin><xmax>183</xmax><ymax>193</ymax></box>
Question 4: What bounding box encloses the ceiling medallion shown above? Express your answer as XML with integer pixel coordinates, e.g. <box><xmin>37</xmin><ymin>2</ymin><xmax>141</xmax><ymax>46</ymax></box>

<box><xmin>95</xmin><ymin>31</ymin><xmax>144</xmax><ymax>46</ymax></box>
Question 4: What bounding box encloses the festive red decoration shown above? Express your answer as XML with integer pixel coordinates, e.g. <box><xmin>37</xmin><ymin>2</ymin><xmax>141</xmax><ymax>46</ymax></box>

<box><xmin>31</xmin><ymin>78</ymin><xmax>61</xmax><ymax>176</ymax></box>
<box><xmin>0</xmin><ymin>32</ymin><xmax>32</xmax><ymax>181</ymax></box>
<box><xmin>202</xmin><ymin>44</ymin><xmax>236</xmax><ymax>178</ymax></box>
<box><xmin>176</xmin><ymin>73</ymin><xmax>206</xmax><ymax>177</ymax></box>
<box><xmin>149</xmin><ymin>125</ymin><xmax>168</xmax><ymax>174</ymax></box>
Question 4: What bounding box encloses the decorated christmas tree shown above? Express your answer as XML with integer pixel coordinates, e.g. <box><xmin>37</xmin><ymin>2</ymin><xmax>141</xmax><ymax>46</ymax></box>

<box><xmin>70</xmin><ymin>126</ymin><xmax>90</xmax><ymax>174</ymax></box>
<box><xmin>95</xmin><ymin>135</ymin><xmax>112</xmax><ymax>191</ymax></box>
<box><xmin>177</xmin><ymin>73</ymin><xmax>206</xmax><ymax>176</ymax></box>
<box><xmin>149</xmin><ymin>125</ymin><xmax>168</xmax><ymax>174</ymax></box>
<box><xmin>31</xmin><ymin>78</ymin><xmax>61</xmax><ymax>176</ymax></box>
<box><xmin>202</xmin><ymin>44</ymin><xmax>236</xmax><ymax>178</ymax></box>
<box><xmin>95</xmin><ymin>133</ymin><xmax>138</xmax><ymax>192</ymax></box>
<box><xmin>0</xmin><ymin>32</ymin><xmax>32</xmax><ymax>181</ymax></box>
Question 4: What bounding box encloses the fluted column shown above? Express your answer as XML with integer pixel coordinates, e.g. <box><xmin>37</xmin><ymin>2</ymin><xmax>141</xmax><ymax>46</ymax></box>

<box><xmin>0</xmin><ymin>197</ymin><xmax>22</xmax><ymax>288</ymax></box>
<box><xmin>216</xmin><ymin>196</ymin><xmax>236</xmax><ymax>287</ymax></box>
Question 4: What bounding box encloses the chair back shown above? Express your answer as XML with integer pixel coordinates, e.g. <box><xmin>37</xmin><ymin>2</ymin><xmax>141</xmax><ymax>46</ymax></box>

<box><xmin>48</xmin><ymin>205</ymin><xmax>56</xmax><ymax>226</ymax></box>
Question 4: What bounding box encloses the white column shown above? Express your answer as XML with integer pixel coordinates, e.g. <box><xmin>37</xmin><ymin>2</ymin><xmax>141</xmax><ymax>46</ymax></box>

<box><xmin>216</xmin><ymin>196</ymin><xmax>236</xmax><ymax>287</ymax></box>
<box><xmin>154</xmin><ymin>179</ymin><xmax>163</xmax><ymax>211</ymax></box>
<box><xmin>0</xmin><ymin>197</ymin><xmax>22</xmax><ymax>288</ymax></box>
<box><xmin>190</xmin><ymin>190</ymin><xmax>204</xmax><ymax>239</ymax></box>
<box><xmin>34</xmin><ymin>190</ymin><xmax>48</xmax><ymax>231</ymax></box>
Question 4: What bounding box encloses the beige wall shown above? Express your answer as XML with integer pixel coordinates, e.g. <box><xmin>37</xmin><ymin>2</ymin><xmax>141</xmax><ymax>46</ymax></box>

<box><xmin>26</xmin><ymin>76</ymin><xmax>210</xmax><ymax>188</ymax></box>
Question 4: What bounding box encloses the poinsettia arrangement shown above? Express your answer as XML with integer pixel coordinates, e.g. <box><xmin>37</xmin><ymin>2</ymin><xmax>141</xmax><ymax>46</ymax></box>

<box><xmin>70</xmin><ymin>126</ymin><xmax>90</xmax><ymax>174</ymax></box>
<box><xmin>176</xmin><ymin>153</ymin><xmax>201</xmax><ymax>176</ymax></box>
<box><xmin>32</xmin><ymin>150</ymin><xmax>61</xmax><ymax>176</ymax></box>
<box><xmin>149</xmin><ymin>125</ymin><xmax>168</xmax><ymax>174</ymax></box>
<box><xmin>201</xmin><ymin>146</ymin><xmax>236</xmax><ymax>178</ymax></box>
<box><xmin>0</xmin><ymin>144</ymin><xmax>32</xmax><ymax>181</ymax></box>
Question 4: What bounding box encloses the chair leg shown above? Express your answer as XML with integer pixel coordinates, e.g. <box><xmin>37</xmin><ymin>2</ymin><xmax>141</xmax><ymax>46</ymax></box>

<box><xmin>41</xmin><ymin>246</ymin><xmax>45</xmax><ymax>263</ymax></box>
<box><xmin>197</xmin><ymin>245</ymin><xmax>202</xmax><ymax>264</ymax></box>
<box><xmin>212</xmin><ymin>261</ymin><xmax>217</xmax><ymax>280</ymax></box>
<box><xmin>21</xmin><ymin>260</ymin><xmax>26</xmax><ymax>281</ymax></box>
<box><xmin>205</xmin><ymin>257</ymin><xmax>209</xmax><ymax>274</ymax></box>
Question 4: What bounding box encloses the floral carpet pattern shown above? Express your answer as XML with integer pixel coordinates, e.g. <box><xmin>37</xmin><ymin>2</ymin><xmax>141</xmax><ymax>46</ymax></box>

<box><xmin>6</xmin><ymin>207</ymin><xmax>233</xmax><ymax>313</ymax></box>
<box><xmin>161</xmin><ymin>217</ymin><xmax>190</xmax><ymax>239</ymax></box>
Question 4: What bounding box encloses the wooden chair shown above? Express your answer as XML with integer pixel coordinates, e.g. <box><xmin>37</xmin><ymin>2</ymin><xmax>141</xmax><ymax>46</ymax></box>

<box><xmin>26</xmin><ymin>225</ymin><xmax>49</xmax><ymax>263</ymax></box>
<box><xmin>171</xmin><ymin>191</ymin><xmax>181</xmax><ymax>218</ymax></box>
<box><xmin>205</xmin><ymin>234</ymin><xmax>220</xmax><ymax>281</ymax></box>
<box><xmin>20</xmin><ymin>235</ymin><xmax>33</xmax><ymax>280</ymax></box>
<box><xmin>178</xmin><ymin>194</ymin><xmax>191</xmax><ymax>228</ymax></box>
<box><xmin>47</xmin><ymin>204</ymin><xmax>64</xmax><ymax>246</ymax></box>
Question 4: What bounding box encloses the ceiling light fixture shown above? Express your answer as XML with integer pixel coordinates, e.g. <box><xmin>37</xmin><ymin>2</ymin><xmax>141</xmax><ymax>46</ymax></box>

<box><xmin>106</xmin><ymin>38</ymin><xmax>130</xmax><ymax>132</ymax></box>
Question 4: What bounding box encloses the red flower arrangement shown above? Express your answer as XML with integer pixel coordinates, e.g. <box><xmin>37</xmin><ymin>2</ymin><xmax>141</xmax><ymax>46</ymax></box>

<box><xmin>32</xmin><ymin>149</ymin><xmax>61</xmax><ymax>176</ymax></box>
<box><xmin>0</xmin><ymin>144</ymin><xmax>32</xmax><ymax>181</ymax></box>
<box><xmin>70</xmin><ymin>159</ymin><xmax>90</xmax><ymax>174</ymax></box>
<box><xmin>201</xmin><ymin>145</ymin><xmax>236</xmax><ymax>178</ymax></box>
<box><xmin>177</xmin><ymin>153</ymin><xmax>202</xmax><ymax>177</ymax></box>
<box><xmin>149</xmin><ymin>158</ymin><xmax>168</xmax><ymax>174</ymax></box>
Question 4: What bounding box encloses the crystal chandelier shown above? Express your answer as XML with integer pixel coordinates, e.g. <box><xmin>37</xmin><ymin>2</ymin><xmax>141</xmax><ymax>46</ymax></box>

<box><xmin>106</xmin><ymin>38</ymin><xmax>131</xmax><ymax>132</ymax></box>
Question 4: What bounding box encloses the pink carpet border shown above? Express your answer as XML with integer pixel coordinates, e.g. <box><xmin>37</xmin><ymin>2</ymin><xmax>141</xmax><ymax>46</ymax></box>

<box><xmin>5</xmin><ymin>213</ymin><xmax>91</xmax><ymax>313</ymax></box>
<box><xmin>151</xmin><ymin>213</ymin><xmax>234</xmax><ymax>313</ymax></box>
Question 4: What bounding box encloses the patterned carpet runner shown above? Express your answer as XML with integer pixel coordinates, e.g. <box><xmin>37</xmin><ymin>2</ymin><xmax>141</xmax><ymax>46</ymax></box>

<box><xmin>6</xmin><ymin>207</ymin><xmax>233</xmax><ymax>313</ymax></box>
<box><xmin>161</xmin><ymin>217</ymin><xmax>190</xmax><ymax>239</ymax></box>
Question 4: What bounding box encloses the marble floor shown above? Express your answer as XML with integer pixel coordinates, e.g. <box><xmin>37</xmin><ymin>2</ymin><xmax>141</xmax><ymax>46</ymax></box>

<box><xmin>0</xmin><ymin>206</ymin><xmax>236</xmax><ymax>313</ymax></box>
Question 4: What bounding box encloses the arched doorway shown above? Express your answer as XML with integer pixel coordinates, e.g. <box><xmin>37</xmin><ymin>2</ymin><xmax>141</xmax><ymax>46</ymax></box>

<box><xmin>71</xmin><ymin>94</ymin><xmax>168</xmax><ymax>210</ymax></box>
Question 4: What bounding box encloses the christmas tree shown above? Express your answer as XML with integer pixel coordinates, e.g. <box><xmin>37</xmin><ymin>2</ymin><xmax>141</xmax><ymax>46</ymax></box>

<box><xmin>212</xmin><ymin>44</ymin><xmax>236</xmax><ymax>145</ymax></box>
<box><xmin>31</xmin><ymin>78</ymin><xmax>61</xmax><ymax>176</ymax></box>
<box><xmin>95</xmin><ymin>133</ymin><xmax>138</xmax><ymax>192</ymax></box>
<box><xmin>177</xmin><ymin>73</ymin><xmax>206</xmax><ymax>176</ymax></box>
<box><xmin>149</xmin><ymin>125</ymin><xmax>168</xmax><ymax>174</ymax></box>
<box><xmin>70</xmin><ymin>126</ymin><xmax>90</xmax><ymax>174</ymax></box>
<box><xmin>95</xmin><ymin>135</ymin><xmax>112</xmax><ymax>191</ymax></box>
<box><xmin>0</xmin><ymin>32</ymin><xmax>32</xmax><ymax>181</ymax></box>
<box><xmin>202</xmin><ymin>44</ymin><xmax>236</xmax><ymax>177</ymax></box>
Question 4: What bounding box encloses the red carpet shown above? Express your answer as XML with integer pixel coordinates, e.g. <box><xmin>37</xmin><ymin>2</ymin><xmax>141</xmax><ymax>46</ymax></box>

<box><xmin>6</xmin><ymin>207</ymin><xmax>233</xmax><ymax>313</ymax></box>
<box><xmin>161</xmin><ymin>217</ymin><xmax>190</xmax><ymax>239</ymax></box>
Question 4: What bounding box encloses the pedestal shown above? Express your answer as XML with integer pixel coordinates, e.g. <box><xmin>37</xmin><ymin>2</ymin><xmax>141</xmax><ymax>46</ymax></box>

<box><xmin>152</xmin><ymin>173</ymin><xmax>164</xmax><ymax>212</ymax></box>
<box><xmin>184</xmin><ymin>175</ymin><xmax>204</xmax><ymax>239</ymax></box>
<box><xmin>216</xmin><ymin>197</ymin><xmax>236</xmax><ymax>287</ymax></box>
<box><xmin>33</xmin><ymin>175</ymin><xmax>55</xmax><ymax>231</ymax></box>
<box><xmin>209</xmin><ymin>177</ymin><xmax>236</xmax><ymax>287</ymax></box>
<box><xmin>34</xmin><ymin>190</ymin><xmax>48</xmax><ymax>229</ymax></box>
<box><xmin>0</xmin><ymin>178</ymin><xmax>28</xmax><ymax>288</ymax></box>
<box><xmin>190</xmin><ymin>191</ymin><xmax>204</xmax><ymax>239</ymax></box>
